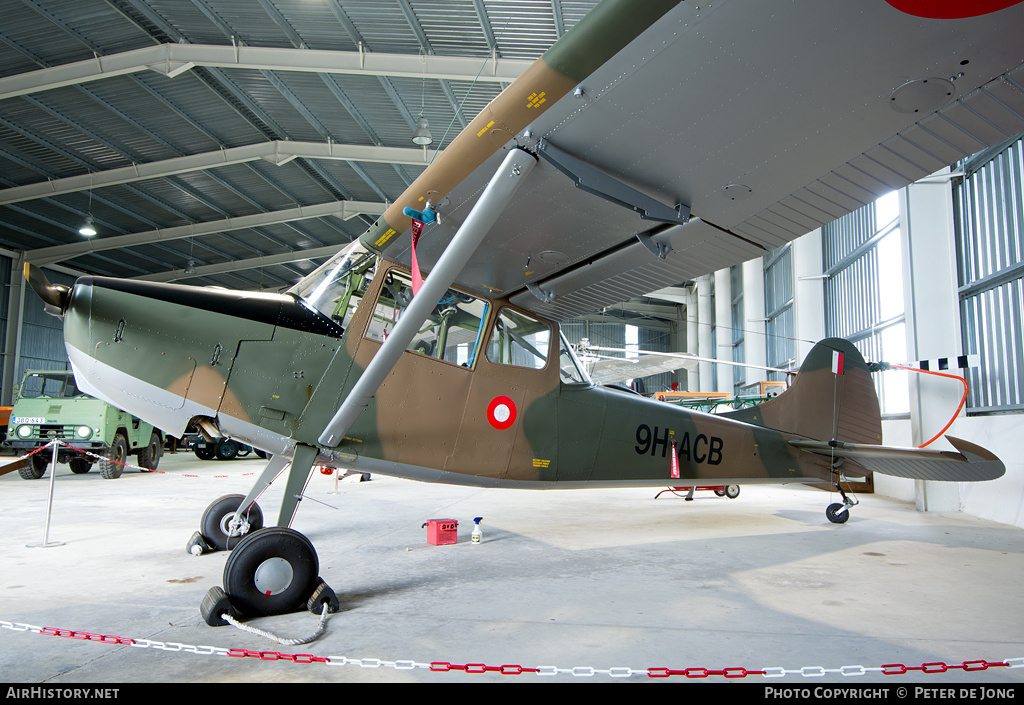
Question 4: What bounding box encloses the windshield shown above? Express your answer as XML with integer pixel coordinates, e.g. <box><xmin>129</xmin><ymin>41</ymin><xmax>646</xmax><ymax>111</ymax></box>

<box><xmin>288</xmin><ymin>241</ymin><xmax>377</xmax><ymax>329</ymax></box>
<box><xmin>558</xmin><ymin>331</ymin><xmax>592</xmax><ymax>385</ymax></box>
<box><xmin>20</xmin><ymin>371</ymin><xmax>84</xmax><ymax>399</ymax></box>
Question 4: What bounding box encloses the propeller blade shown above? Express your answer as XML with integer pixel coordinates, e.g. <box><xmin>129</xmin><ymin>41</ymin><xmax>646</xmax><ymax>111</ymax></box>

<box><xmin>23</xmin><ymin>262</ymin><xmax>71</xmax><ymax>314</ymax></box>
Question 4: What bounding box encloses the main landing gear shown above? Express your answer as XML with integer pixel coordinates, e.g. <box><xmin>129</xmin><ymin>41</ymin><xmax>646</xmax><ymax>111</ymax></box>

<box><xmin>188</xmin><ymin>445</ymin><xmax>340</xmax><ymax>627</ymax></box>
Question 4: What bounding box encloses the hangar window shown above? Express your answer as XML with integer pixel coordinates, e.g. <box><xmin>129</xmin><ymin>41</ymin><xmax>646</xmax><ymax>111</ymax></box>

<box><xmin>765</xmin><ymin>245</ymin><xmax>795</xmax><ymax>382</ymax></box>
<box><xmin>365</xmin><ymin>268</ymin><xmax>490</xmax><ymax>366</ymax></box>
<box><xmin>487</xmin><ymin>308</ymin><xmax>550</xmax><ymax>370</ymax></box>
<box><xmin>955</xmin><ymin>134</ymin><xmax>1024</xmax><ymax>413</ymax></box>
<box><xmin>823</xmin><ymin>191</ymin><xmax>908</xmax><ymax>416</ymax></box>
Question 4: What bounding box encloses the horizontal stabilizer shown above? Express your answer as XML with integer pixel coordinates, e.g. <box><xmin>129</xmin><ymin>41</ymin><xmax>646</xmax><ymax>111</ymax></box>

<box><xmin>789</xmin><ymin>436</ymin><xmax>1004</xmax><ymax>482</ymax></box>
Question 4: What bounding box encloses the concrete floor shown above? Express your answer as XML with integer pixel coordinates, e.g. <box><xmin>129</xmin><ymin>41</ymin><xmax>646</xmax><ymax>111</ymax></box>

<box><xmin>1</xmin><ymin>449</ymin><xmax>1022</xmax><ymax>685</ymax></box>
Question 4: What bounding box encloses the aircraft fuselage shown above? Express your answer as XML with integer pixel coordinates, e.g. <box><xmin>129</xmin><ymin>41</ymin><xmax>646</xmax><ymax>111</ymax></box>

<box><xmin>61</xmin><ymin>254</ymin><xmax>833</xmax><ymax>490</ymax></box>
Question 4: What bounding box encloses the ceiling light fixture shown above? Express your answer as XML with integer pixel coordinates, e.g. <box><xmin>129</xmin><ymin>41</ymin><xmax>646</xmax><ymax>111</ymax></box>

<box><xmin>412</xmin><ymin>50</ymin><xmax>433</xmax><ymax>146</ymax></box>
<box><xmin>412</xmin><ymin>114</ymin><xmax>433</xmax><ymax>146</ymax></box>
<box><xmin>78</xmin><ymin>215</ymin><xmax>97</xmax><ymax>237</ymax></box>
<box><xmin>79</xmin><ymin>174</ymin><xmax>97</xmax><ymax>236</ymax></box>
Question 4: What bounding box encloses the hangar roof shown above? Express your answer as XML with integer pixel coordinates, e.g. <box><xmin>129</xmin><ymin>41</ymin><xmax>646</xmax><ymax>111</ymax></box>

<box><xmin>0</xmin><ymin>0</ymin><xmax>598</xmax><ymax>290</ymax></box>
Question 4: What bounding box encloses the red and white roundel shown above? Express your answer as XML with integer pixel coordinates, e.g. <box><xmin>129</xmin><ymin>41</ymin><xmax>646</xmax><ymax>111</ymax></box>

<box><xmin>486</xmin><ymin>396</ymin><xmax>517</xmax><ymax>430</ymax></box>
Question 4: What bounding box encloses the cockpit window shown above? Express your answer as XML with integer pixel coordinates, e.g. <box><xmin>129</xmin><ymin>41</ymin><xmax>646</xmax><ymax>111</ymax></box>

<box><xmin>365</xmin><ymin>268</ymin><xmax>490</xmax><ymax>367</ymax></box>
<box><xmin>289</xmin><ymin>242</ymin><xmax>377</xmax><ymax>331</ymax></box>
<box><xmin>487</xmin><ymin>308</ymin><xmax>550</xmax><ymax>370</ymax></box>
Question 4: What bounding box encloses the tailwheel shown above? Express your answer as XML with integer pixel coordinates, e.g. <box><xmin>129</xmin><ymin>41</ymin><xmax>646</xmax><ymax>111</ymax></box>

<box><xmin>826</xmin><ymin>480</ymin><xmax>857</xmax><ymax>524</ymax></box>
<box><xmin>222</xmin><ymin>527</ymin><xmax>319</xmax><ymax>617</ymax></box>
<box><xmin>199</xmin><ymin>494</ymin><xmax>263</xmax><ymax>552</ymax></box>
<box><xmin>826</xmin><ymin>502</ymin><xmax>850</xmax><ymax>524</ymax></box>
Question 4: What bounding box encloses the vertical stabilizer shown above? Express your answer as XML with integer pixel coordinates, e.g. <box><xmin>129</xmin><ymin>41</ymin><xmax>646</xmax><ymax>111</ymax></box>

<box><xmin>725</xmin><ymin>339</ymin><xmax>882</xmax><ymax>445</ymax></box>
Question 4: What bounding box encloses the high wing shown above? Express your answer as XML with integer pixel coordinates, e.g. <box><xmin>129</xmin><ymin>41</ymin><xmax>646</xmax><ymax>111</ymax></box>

<box><xmin>356</xmin><ymin>0</ymin><xmax>1024</xmax><ymax>320</ymax></box>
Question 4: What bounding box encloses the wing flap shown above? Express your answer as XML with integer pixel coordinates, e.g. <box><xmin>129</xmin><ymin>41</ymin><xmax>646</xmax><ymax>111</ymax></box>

<box><xmin>790</xmin><ymin>436</ymin><xmax>1005</xmax><ymax>482</ymax></box>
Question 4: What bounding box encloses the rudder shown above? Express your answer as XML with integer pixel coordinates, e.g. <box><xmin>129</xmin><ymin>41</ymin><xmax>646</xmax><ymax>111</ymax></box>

<box><xmin>724</xmin><ymin>338</ymin><xmax>882</xmax><ymax>445</ymax></box>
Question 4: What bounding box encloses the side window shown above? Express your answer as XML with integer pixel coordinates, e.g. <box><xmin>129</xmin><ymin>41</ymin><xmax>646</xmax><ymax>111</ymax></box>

<box><xmin>365</xmin><ymin>268</ymin><xmax>490</xmax><ymax>366</ymax></box>
<box><xmin>487</xmin><ymin>308</ymin><xmax>550</xmax><ymax>370</ymax></box>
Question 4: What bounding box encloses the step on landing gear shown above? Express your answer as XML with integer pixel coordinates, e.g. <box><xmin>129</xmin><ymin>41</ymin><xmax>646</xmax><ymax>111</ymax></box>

<box><xmin>200</xmin><ymin>527</ymin><xmax>339</xmax><ymax>627</ymax></box>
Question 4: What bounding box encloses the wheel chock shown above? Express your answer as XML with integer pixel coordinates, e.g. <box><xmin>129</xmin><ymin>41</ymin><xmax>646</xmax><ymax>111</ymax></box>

<box><xmin>307</xmin><ymin>578</ymin><xmax>340</xmax><ymax>615</ymax></box>
<box><xmin>186</xmin><ymin>531</ymin><xmax>213</xmax><ymax>556</ymax></box>
<box><xmin>200</xmin><ymin>585</ymin><xmax>239</xmax><ymax>627</ymax></box>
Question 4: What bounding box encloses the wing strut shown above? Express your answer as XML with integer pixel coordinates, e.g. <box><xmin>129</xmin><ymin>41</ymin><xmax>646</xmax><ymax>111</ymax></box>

<box><xmin>318</xmin><ymin>147</ymin><xmax>539</xmax><ymax>448</ymax></box>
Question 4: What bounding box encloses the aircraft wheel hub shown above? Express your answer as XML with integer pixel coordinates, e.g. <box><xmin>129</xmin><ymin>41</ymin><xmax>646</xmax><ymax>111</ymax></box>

<box><xmin>254</xmin><ymin>557</ymin><xmax>294</xmax><ymax>596</ymax></box>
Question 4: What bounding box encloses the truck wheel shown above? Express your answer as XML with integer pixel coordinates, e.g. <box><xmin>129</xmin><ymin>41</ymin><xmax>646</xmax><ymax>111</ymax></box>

<box><xmin>215</xmin><ymin>439</ymin><xmax>239</xmax><ymax>460</ymax></box>
<box><xmin>19</xmin><ymin>454</ymin><xmax>47</xmax><ymax>480</ymax></box>
<box><xmin>100</xmin><ymin>433</ymin><xmax>128</xmax><ymax>479</ymax></box>
<box><xmin>69</xmin><ymin>457</ymin><xmax>92</xmax><ymax>474</ymax></box>
<box><xmin>194</xmin><ymin>444</ymin><xmax>215</xmax><ymax>460</ymax></box>
<box><xmin>138</xmin><ymin>432</ymin><xmax>162</xmax><ymax>471</ymax></box>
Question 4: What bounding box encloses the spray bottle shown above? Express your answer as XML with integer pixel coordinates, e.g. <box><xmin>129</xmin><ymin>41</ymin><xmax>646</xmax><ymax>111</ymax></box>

<box><xmin>471</xmin><ymin>517</ymin><xmax>483</xmax><ymax>544</ymax></box>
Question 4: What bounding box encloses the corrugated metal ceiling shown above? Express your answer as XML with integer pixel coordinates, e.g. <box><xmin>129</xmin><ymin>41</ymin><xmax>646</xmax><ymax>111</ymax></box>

<box><xmin>0</xmin><ymin>0</ymin><xmax>598</xmax><ymax>289</ymax></box>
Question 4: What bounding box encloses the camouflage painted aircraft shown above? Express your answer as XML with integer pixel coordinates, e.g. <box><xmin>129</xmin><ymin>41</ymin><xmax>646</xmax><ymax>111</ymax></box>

<box><xmin>23</xmin><ymin>0</ymin><xmax>1020</xmax><ymax>622</ymax></box>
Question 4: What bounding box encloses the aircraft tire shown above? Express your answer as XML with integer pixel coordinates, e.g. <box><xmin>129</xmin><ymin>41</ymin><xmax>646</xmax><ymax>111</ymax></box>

<box><xmin>223</xmin><ymin>528</ymin><xmax>319</xmax><ymax>617</ymax></box>
<box><xmin>200</xmin><ymin>494</ymin><xmax>264</xmax><ymax>551</ymax></box>
<box><xmin>826</xmin><ymin>503</ymin><xmax>850</xmax><ymax>524</ymax></box>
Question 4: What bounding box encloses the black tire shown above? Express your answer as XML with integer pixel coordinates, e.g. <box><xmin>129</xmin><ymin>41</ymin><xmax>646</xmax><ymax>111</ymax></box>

<box><xmin>69</xmin><ymin>457</ymin><xmax>92</xmax><ymax>474</ymax></box>
<box><xmin>137</xmin><ymin>432</ymin><xmax>162</xmax><ymax>471</ymax></box>
<box><xmin>826</xmin><ymin>503</ymin><xmax>850</xmax><ymax>524</ymax></box>
<box><xmin>215</xmin><ymin>439</ymin><xmax>239</xmax><ymax>460</ymax></box>
<box><xmin>725</xmin><ymin>485</ymin><xmax>740</xmax><ymax>499</ymax></box>
<box><xmin>19</xmin><ymin>454</ymin><xmax>47</xmax><ymax>480</ymax></box>
<box><xmin>99</xmin><ymin>433</ymin><xmax>127</xmax><ymax>479</ymax></box>
<box><xmin>194</xmin><ymin>444</ymin><xmax>215</xmax><ymax>460</ymax></box>
<box><xmin>223</xmin><ymin>528</ymin><xmax>319</xmax><ymax>617</ymax></box>
<box><xmin>200</xmin><ymin>494</ymin><xmax>264</xmax><ymax>551</ymax></box>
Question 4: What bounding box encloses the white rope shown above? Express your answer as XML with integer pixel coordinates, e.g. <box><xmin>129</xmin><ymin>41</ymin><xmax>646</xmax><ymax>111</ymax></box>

<box><xmin>221</xmin><ymin>603</ymin><xmax>331</xmax><ymax>646</ymax></box>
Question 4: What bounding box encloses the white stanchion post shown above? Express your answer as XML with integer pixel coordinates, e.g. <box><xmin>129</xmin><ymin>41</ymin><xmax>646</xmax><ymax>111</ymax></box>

<box><xmin>26</xmin><ymin>440</ymin><xmax>65</xmax><ymax>549</ymax></box>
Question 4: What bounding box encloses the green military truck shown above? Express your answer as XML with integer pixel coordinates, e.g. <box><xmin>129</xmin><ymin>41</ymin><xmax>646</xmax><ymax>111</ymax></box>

<box><xmin>8</xmin><ymin>369</ymin><xmax>162</xmax><ymax>479</ymax></box>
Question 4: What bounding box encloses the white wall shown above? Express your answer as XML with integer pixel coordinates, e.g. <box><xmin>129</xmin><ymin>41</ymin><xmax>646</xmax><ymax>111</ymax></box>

<box><xmin>877</xmin><ymin>416</ymin><xmax>1024</xmax><ymax>528</ymax></box>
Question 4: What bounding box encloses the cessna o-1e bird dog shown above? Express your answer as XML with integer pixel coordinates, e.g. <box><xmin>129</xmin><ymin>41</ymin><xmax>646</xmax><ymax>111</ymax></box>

<box><xmin>24</xmin><ymin>0</ymin><xmax>1019</xmax><ymax>623</ymax></box>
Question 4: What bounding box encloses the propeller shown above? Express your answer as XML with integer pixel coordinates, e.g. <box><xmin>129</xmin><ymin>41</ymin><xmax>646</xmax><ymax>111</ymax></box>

<box><xmin>23</xmin><ymin>262</ymin><xmax>72</xmax><ymax>315</ymax></box>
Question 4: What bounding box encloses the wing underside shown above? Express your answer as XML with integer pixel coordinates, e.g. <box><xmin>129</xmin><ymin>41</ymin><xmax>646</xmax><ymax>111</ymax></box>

<box><xmin>365</xmin><ymin>0</ymin><xmax>1024</xmax><ymax>319</ymax></box>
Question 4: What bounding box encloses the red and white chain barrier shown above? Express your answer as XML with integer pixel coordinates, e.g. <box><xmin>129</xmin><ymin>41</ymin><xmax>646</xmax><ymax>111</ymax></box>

<box><xmin>3</xmin><ymin>619</ymin><xmax>1022</xmax><ymax>680</ymax></box>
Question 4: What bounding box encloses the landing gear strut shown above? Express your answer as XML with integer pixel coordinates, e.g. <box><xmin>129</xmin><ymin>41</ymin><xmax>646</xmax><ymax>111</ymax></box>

<box><xmin>192</xmin><ymin>445</ymin><xmax>339</xmax><ymax>626</ymax></box>
<box><xmin>826</xmin><ymin>483</ymin><xmax>857</xmax><ymax>524</ymax></box>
